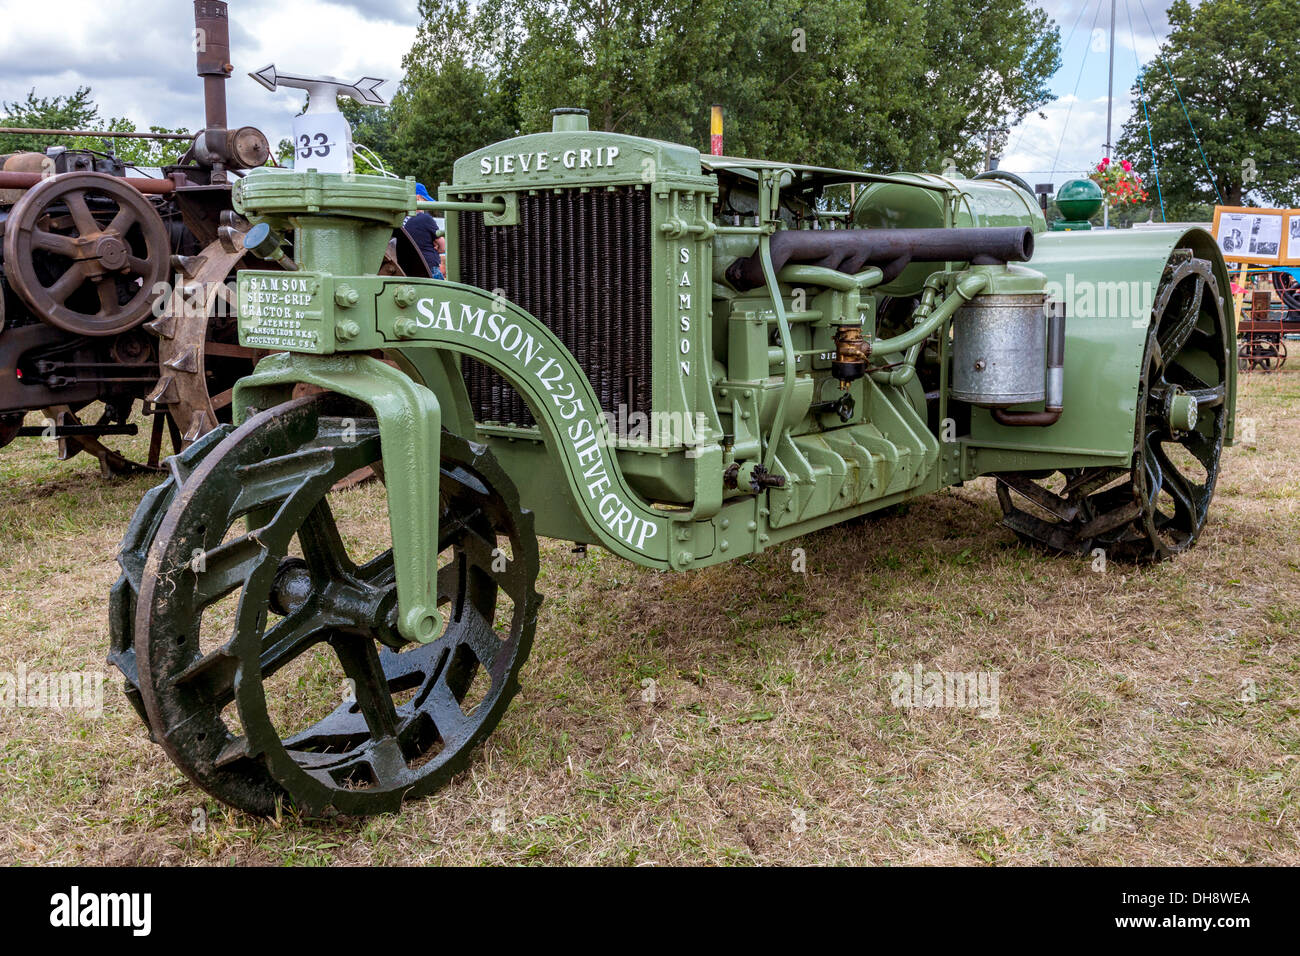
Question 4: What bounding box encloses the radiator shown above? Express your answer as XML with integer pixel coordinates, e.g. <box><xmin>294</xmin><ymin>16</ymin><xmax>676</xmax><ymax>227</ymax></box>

<box><xmin>457</xmin><ymin>186</ymin><xmax>653</xmax><ymax>427</ymax></box>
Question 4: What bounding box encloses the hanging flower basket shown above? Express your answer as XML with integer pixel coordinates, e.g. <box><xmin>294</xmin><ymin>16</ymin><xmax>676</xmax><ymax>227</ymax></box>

<box><xmin>1089</xmin><ymin>157</ymin><xmax>1149</xmax><ymax>209</ymax></box>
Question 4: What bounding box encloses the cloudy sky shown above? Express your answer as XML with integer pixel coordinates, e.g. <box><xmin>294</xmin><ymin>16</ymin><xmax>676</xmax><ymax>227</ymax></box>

<box><xmin>1002</xmin><ymin>0</ymin><xmax>1175</xmax><ymax>190</ymax></box>
<box><xmin>0</xmin><ymin>0</ymin><xmax>420</xmax><ymax>151</ymax></box>
<box><xmin>0</xmin><ymin>0</ymin><xmax>1175</xmax><ymax>191</ymax></box>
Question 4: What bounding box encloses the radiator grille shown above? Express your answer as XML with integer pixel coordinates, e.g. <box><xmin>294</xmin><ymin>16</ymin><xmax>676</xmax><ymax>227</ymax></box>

<box><xmin>457</xmin><ymin>187</ymin><xmax>652</xmax><ymax>427</ymax></box>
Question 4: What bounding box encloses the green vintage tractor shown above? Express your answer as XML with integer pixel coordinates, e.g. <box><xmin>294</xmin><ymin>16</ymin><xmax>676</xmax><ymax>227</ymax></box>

<box><xmin>109</xmin><ymin>108</ymin><xmax>1235</xmax><ymax>816</ymax></box>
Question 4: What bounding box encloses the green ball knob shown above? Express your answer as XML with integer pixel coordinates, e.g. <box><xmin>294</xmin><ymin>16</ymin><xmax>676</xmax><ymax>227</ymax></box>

<box><xmin>1056</xmin><ymin>178</ymin><xmax>1103</xmax><ymax>221</ymax></box>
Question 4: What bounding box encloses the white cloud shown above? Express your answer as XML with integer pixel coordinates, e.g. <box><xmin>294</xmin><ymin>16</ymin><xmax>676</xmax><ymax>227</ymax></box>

<box><xmin>0</xmin><ymin>0</ymin><xmax>417</xmax><ymax>151</ymax></box>
<box><xmin>1001</xmin><ymin>0</ymin><xmax>1178</xmax><ymax>192</ymax></box>
<box><xmin>1001</xmin><ymin>91</ymin><xmax>1139</xmax><ymax>190</ymax></box>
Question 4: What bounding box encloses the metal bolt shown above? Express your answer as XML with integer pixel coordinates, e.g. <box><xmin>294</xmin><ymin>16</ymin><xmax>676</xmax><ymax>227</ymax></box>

<box><xmin>336</xmin><ymin>319</ymin><xmax>361</xmax><ymax>342</ymax></box>
<box><xmin>393</xmin><ymin>285</ymin><xmax>418</xmax><ymax>309</ymax></box>
<box><xmin>334</xmin><ymin>284</ymin><xmax>360</xmax><ymax>308</ymax></box>
<box><xmin>393</xmin><ymin>317</ymin><xmax>419</xmax><ymax>339</ymax></box>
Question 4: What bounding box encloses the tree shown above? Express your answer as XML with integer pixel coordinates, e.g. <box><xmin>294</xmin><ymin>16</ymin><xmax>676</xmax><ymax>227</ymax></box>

<box><xmin>1119</xmin><ymin>0</ymin><xmax>1300</xmax><ymax>216</ymax></box>
<box><xmin>391</xmin><ymin>0</ymin><xmax>1060</xmax><ymax>179</ymax></box>
<box><xmin>102</xmin><ymin>118</ymin><xmax>190</xmax><ymax>169</ymax></box>
<box><xmin>387</xmin><ymin>0</ymin><xmax>521</xmax><ymax>187</ymax></box>
<box><xmin>341</xmin><ymin>101</ymin><xmax>399</xmax><ymax>174</ymax></box>
<box><xmin>0</xmin><ymin>87</ymin><xmax>101</xmax><ymax>154</ymax></box>
<box><xmin>0</xmin><ymin>87</ymin><xmax>188</xmax><ymax>168</ymax></box>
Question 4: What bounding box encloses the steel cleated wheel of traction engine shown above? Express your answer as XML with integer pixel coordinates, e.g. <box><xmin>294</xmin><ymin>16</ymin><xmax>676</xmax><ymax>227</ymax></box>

<box><xmin>994</xmin><ymin>251</ymin><xmax>1230</xmax><ymax>562</ymax></box>
<box><xmin>144</xmin><ymin>220</ymin><xmax>272</xmax><ymax>449</ymax></box>
<box><xmin>109</xmin><ymin>394</ymin><xmax>542</xmax><ymax>816</ymax></box>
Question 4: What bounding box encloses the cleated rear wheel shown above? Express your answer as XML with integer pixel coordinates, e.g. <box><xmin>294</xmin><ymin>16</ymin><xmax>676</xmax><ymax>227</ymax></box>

<box><xmin>995</xmin><ymin>253</ymin><xmax>1230</xmax><ymax>562</ymax></box>
<box><xmin>111</xmin><ymin>394</ymin><xmax>541</xmax><ymax>815</ymax></box>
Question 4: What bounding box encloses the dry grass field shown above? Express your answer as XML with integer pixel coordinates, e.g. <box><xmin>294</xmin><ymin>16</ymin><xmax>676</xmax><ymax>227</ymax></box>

<box><xmin>0</xmin><ymin>367</ymin><xmax>1297</xmax><ymax>866</ymax></box>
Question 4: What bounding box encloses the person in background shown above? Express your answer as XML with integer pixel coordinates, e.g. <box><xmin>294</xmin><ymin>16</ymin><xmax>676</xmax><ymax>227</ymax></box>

<box><xmin>433</xmin><ymin>233</ymin><xmax>447</xmax><ymax>277</ymax></box>
<box><xmin>405</xmin><ymin>183</ymin><xmax>444</xmax><ymax>279</ymax></box>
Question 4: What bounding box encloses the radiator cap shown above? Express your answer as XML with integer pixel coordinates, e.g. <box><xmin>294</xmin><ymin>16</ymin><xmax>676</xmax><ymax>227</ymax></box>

<box><xmin>550</xmin><ymin>107</ymin><xmax>590</xmax><ymax>133</ymax></box>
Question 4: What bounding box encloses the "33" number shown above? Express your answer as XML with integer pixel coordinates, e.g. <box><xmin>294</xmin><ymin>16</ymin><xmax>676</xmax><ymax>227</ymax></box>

<box><xmin>298</xmin><ymin>133</ymin><xmax>331</xmax><ymax>159</ymax></box>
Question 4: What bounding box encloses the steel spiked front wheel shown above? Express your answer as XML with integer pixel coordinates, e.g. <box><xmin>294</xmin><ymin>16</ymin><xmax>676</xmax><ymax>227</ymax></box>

<box><xmin>995</xmin><ymin>253</ymin><xmax>1229</xmax><ymax>562</ymax></box>
<box><xmin>114</xmin><ymin>394</ymin><xmax>540</xmax><ymax>815</ymax></box>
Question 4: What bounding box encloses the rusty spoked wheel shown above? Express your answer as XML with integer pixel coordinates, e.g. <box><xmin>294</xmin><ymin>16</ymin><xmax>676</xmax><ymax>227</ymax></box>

<box><xmin>996</xmin><ymin>252</ymin><xmax>1229</xmax><ymax>562</ymax></box>
<box><xmin>1237</xmin><ymin>336</ymin><xmax>1286</xmax><ymax>373</ymax></box>
<box><xmin>114</xmin><ymin>395</ymin><xmax>540</xmax><ymax>816</ymax></box>
<box><xmin>145</xmin><ymin>232</ymin><xmax>265</xmax><ymax>446</ymax></box>
<box><xmin>145</xmin><ymin>223</ymin><xmax>427</xmax><ymax>453</ymax></box>
<box><xmin>3</xmin><ymin>172</ymin><xmax>170</xmax><ymax>336</ymax></box>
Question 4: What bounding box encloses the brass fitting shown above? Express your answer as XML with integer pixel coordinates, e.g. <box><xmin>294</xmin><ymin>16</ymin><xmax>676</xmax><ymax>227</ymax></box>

<box><xmin>832</xmin><ymin>325</ymin><xmax>870</xmax><ymax>386</ymax></box>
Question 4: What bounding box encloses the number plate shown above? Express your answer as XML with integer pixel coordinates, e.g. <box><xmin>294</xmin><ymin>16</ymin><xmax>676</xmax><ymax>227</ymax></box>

<box><xmin>238</xmin><ymin>272</ymin><xmax>332</xmax><ymax>354</ymax></box>
<box><xmin>290</xmin><ymin>112</ymin><xmax>353</xmax><ymax>174</ymax></box>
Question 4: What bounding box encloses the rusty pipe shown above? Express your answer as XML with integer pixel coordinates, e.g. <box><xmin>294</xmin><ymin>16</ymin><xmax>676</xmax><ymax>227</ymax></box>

<box><xmin>0</xmin><ymin>127</ymin><xmax>192</xmax><ymax>141</ymax></box>
<box><xmin>0</xmin><ymin>171</ymin><xmax>177</xmax><ymax>194</ymax></box>
<box><xmin>194</xmin><ymin>1</ymin><xmax>233</xmax><ymax>153</ymax></box>
<box><xmin>992</xmin><ymin>408</ymin><xmax>1061</xmax><ymax>426</ymax></box>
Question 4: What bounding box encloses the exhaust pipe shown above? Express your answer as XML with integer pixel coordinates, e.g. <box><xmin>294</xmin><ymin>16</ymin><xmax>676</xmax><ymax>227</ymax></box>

<box><xmin>725</xmin><ymin>226</ymin><xmax>1034</xmax><ymax>291</ymax></box>
<box><xmin>191</xmin><ymin>2</ymin><xmax>270</xmax><ymax>174</ymax></box>
<box><xmin>194</xmin><ymin>1</ymin><xmax>232</xmax><ymax>158</ymax></box>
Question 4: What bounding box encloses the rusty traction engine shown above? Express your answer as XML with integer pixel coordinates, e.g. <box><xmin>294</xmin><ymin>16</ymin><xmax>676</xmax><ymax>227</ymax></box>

<box><xmin>0</xmin><ymin>1</ymin><xmax>424</xmax><ymax>473</ymax></box>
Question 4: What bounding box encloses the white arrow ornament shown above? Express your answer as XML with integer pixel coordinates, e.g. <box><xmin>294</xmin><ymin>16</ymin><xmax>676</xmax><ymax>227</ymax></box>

<box><xmin>249</xmin><ymin>64</ymin><xmax>391</xmax><ymax>174</ymax></box>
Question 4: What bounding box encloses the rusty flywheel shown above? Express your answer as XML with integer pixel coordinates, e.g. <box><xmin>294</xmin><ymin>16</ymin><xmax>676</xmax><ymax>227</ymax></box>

<box><xmin>2</xmin><ymin>171</ymin><xmax>171</xmax><ymax>336</ymax></box>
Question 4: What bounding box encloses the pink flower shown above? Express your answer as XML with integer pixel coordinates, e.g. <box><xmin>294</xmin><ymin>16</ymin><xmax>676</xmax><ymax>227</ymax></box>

<box><xmin>1097</xmin><ymin>163</ymin><xmax>1105</xmax><ymax>172</ymax></box>
<box><xmin>1121</xmin><ymin>160</ymin><xmax>1132</xmax><ymax>172</ymax></box>
<box><xmin>1101</xmin><ymin>156</ymin><xmax>1111</xmax><ymax>166</ymax></box>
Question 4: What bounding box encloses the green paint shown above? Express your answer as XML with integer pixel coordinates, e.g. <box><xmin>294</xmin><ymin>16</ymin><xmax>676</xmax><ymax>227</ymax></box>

<box><xmin>219</xmin><ymin>117</ymin><xmax>1234</xmax><ymax>647</ymax></box>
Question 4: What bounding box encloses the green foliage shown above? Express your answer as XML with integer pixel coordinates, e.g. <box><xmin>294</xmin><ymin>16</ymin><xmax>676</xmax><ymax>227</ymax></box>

<box><xmin>341</xmin><ymin>101</ymin><xmax>399</xmax><ymax>175</ymax></box>
<box><xmin>384</xmin><ymin>0</ymin><xmax>521</xmax><ymax>187</ymax></box>
<box><xmin>390</xmin><ymin>0</ymin><xmax>1060</xmax><ymax>180</ymax></box>
<box><xmin>1119</xmin><ymin>0</ymin><xmax>1300</xmax><ymax>216</ymax></box>
<box><xmin>0</xmin><ymin>86</ymin><xmax>188</xmax><ymax>169</ymax></box>
<box><xmin>0</xmin><ymin>87</ymin><xmax>101</xmax><ymax>154</ymax></box>
<box><xmin>101</xmin><ymin>118</ymin><xmax>190</xmax><ymax>169</ymax></box>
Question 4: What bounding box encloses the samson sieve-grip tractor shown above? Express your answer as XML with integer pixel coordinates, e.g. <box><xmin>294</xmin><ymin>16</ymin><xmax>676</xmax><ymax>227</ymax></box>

<box><xmin>108</xmin><ymin>107</ymin><xmax>1235</xmax><ymax>816</ymax></box>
